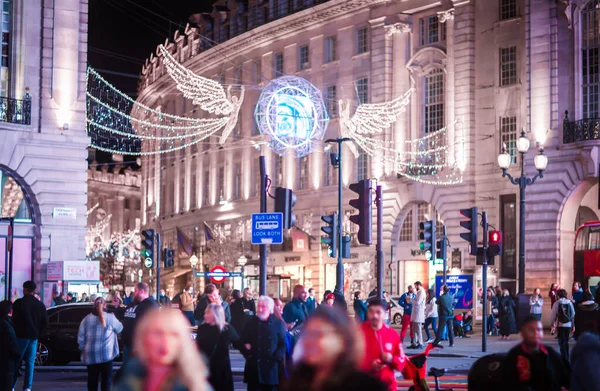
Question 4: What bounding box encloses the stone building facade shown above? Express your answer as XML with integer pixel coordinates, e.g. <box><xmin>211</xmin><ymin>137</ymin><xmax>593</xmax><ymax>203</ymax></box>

<box><xmin>136</xmin><ymin>0</ymin><xmax>600</xmax><ymax>314</ymax></box>
<box><xmin>0</xmin><ymin>0</ymin><xmax>89</xmax><ymax>300</ymax></box>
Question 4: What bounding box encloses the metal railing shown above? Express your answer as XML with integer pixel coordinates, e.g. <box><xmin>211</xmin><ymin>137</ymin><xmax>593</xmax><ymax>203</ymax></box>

<box><xmin>563</xmin><ymin>110</ymin><xmax>600</xmax><ymax>144</ymax></box>
<box><xmin>0</xmin><ymin>95</ymin><xmax>31</xmax><ymax>125</ymax></box>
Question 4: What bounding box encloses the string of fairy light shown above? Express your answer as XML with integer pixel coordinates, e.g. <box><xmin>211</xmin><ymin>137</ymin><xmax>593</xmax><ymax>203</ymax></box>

<box><xmin>86</xmin><ymin>41</ymin><xmax>464</xmax><ymax>184</ymax></box>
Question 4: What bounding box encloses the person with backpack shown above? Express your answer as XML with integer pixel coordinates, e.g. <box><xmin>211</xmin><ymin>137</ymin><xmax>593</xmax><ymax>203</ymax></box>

<box><xmin>551</xmin><ymin>288</ymin><xmax>576</xmax><ymax>363</ymax></box>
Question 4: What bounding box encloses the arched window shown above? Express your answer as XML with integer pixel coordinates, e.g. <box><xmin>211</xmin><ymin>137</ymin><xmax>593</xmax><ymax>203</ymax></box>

<box><xmin>0</xmin><ymin>169</ymin><xmax>31</xmax><ymax>221</ymax></box>
<box><xmin>582</xmin><ymin>0</ymin><xmax>600</xmax><ymax>119</ymax></box>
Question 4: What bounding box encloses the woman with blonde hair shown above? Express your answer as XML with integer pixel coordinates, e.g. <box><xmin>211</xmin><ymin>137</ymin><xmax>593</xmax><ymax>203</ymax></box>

<box><xmin>77</xmin><ymin>297</ymin><xmax>123</xmax><ymax>391</ymax></box>
<box><xmin>113</xmin><ymin>309</ymin><xmax>211</xmax><ymax>391</ymax></box>
<box><xmin>196</xmin><ymin>303</ymin><xmax>242</xmax><ymax>391</ymax></box>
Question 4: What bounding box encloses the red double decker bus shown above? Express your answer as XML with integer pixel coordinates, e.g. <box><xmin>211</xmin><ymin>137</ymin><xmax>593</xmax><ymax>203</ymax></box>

<box><xmin>574</xmin><ymin>221</ymin><xmax>600</xmax><ymax>295</ymax></box>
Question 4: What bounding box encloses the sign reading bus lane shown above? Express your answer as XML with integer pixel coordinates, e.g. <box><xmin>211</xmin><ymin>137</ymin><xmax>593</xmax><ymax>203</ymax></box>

<box><xmin>251</xmin><ymin>212</ymin><xmax>284</xmax><ymax>245</ymax></box>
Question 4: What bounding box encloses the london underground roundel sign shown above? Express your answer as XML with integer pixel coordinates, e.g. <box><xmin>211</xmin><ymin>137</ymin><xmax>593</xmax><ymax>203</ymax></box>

<box><xmin>210</xmin><ymin>265</ymin><xmax>227</xmax><ymax>284</ymax></box>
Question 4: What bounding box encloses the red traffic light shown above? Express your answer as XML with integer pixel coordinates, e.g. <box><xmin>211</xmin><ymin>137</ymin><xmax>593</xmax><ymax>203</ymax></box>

<box><xmin>489</xmin><ymin>230</ymin><xmax>501</xmax><ymax>243</ymax></box>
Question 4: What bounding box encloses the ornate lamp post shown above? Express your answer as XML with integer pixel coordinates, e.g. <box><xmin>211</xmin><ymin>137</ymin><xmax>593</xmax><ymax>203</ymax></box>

<box><xmin>497</xmin><ymin>130</ymin><xmax>548</xmax><ymax>294</ymax></box>
<box><xmin>189</xmin><ymin>253</ymin><xmax>199</xmax><ymax>295</ymax></box>
<box><xmin>238</xmin><ymin>255</ymin><xmax>248</xmax><ymax>291</ymax></box>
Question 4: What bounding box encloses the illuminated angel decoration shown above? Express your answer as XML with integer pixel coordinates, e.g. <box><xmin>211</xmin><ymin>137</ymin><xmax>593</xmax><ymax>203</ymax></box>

<box><xmin>218</xmin><ymin>86</ymin><xmax>245</xmax><ymax>145</ymax></box>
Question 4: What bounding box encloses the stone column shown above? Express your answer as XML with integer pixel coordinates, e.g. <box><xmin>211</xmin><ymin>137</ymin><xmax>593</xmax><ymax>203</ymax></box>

<box><xmin>438</xmin><ymin>8</ymin><xmax>456</xmax><ymax>166</ymax></box>
<box><xmin>384</xmin><ymin>22</ymin><xmax>412</xmax><ymax>167</ymax></box>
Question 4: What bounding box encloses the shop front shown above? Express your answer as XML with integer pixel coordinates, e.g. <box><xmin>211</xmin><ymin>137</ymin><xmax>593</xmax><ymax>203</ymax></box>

<box><xmin>45</xmin><ymin>261</ymin><xmax>101</xmax><ymax>306</ymax></box>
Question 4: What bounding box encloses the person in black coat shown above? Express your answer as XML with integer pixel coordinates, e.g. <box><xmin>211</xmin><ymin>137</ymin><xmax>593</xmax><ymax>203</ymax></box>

<box><xmin>0</xmin><ymin>300</ymin><xmax>21</xmax><ymax>391</ymax></box>
<box><xmin>229</xmin><ymin>290</ymin><xmax>245</xmax><ymax>332</ymax></box>
<box><xmin>353</xmin><ymin>291</ymin><xmax>368</xmax><ymax>324</ymax></box>
<box><xmin>574</xmin><ymin>291</ymin><xmax>599</xmax><ymax>340</ymax></box>
<box><xmin>197</xmin><ymin>303</ymin><xmax>244</xmax><ymax>391</ymax></box>
<box><xmin>498</xmin><ymin>289</ymin><xmax>517</xmax><ymax>339</ymax></box>
<box><xmin>240</xmin><ymin>296</ymin><xmax>286</xmax><ymax>391</ymax></box>
<box><xmin>283</xmin><ymin>285</ymin><xmax>308</xmax><ymax>328</ymax></box>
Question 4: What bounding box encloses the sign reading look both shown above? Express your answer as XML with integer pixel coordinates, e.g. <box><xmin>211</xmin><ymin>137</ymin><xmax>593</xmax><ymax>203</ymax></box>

<box><xmin>251</xmin><ymin>212</ymin><xmax>283</xmax><ymax>245</ymax></box>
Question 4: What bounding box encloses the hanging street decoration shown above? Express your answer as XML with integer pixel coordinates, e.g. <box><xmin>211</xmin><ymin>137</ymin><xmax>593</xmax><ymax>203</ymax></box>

<box><xmin>255</xmin><ymin>76</ymin><xmax>329</xmax><ymax>158</ymax></box>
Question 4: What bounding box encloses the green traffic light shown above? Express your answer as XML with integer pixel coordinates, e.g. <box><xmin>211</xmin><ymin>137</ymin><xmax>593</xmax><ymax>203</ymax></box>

<box><xmin>419</xmin><ymin>242</ymin><xmax>425</xmax><ymax>250</ymax></box>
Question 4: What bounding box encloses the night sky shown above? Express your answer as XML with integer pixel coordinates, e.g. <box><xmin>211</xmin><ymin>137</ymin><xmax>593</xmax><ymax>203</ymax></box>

<box><xmin>87</xmin><ymin>0</ymin><xmax>213</xmax><ymax>164</ymax></box>
<box><xmin>88</xmin><ymin>0</ymin><xmax>213</xmax><ymax>98</ymax></box>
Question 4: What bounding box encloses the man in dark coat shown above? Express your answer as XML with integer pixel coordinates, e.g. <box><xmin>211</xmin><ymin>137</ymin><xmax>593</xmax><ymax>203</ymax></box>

<box><xmin>121</xmin><ymin>282</ymin><xmax>157</xmax><ymax>364</ymax></box>
<box><xmin>571</xmin><ymin>332</ymin><xmax>600</xmax><ymax>391</ymax></box>
<box><xmin>283</xmin><ymin>284</ymin><xmax>308</xmax><ymax>327</ymax></box>
<box><xmin>241</xmin><ymin>296</ymin><xmax>286</xmax><ymax>391</ymax></box>
<box><xmin>0</xmin><ymin>300</ymin><xmax>21</xmax><ymax>391</ymax></box>
<box><xmin>498</xmin><ymin>291</ymin><xmax>517</xmax><ymax>338</ymax></box>
<box><xmin>503</xmin><ymin>315</ymin><xmax>569</xmax><ymax>391</ymax></box>
<box><xmin>12</xmin><ymin>280</ymin><xmax>48</xmax><ymax>391</ymax></box>
<box><xmin>306</xmin><ymin>288</ymin><xmax>317</xmax><ymax>316</ymax></box>
<box><xmin>194</xmin><ymin>283</ymin><xmax>231</xmax><ymax>324</ymax></box>
<box><xmin>432</xmin><ymin>285</ymin><xmax>455</xmax><ymax>347</ymax></box>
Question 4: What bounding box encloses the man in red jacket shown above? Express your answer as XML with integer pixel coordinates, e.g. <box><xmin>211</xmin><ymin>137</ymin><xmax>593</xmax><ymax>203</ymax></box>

<box><xmin>360</xmin><ymin>298</ymin><xmax>407</xmax><ymax>391</ymax></box>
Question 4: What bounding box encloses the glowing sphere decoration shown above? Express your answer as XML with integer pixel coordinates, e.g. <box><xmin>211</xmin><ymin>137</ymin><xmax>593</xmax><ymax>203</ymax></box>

<box><xmin>254</xmin><ymin>76</ymin><xmax>329</xmax><ymax>158</ymax></box>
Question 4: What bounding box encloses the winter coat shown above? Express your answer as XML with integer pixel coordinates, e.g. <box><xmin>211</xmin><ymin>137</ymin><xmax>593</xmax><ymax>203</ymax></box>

<box><xmin>196</xmin><ymin>324</ymin><xmax>243</xmax><ymax>391</ymax></box>
<box><xmin>353</xmin><ymin>299</ymin><xmax>368</xmax><ymax>324</ymax></box>
<box><xmin>179</xmin><ymin>292</ymin><xmax>194</xmax><ymax>312</ymax></box>
<box><xmin>502</xmin><ymin>342</ymin><xmax>570</xmax><ymax>391</ymax></box>
<box><xmin>121</xmin><ymin>296</ymin><xmax>158</xmax><ymax>348</ymax></box>
<box><xmin>498</xmin><ymin>296</ymin><xmax>517</xmax><ymax>335</ymax></box>
<box><xmin>240</xmin><ymin>315</ymin><xmax>286</xmax><ymax>386</ymax></box>
<box><xmin>194</xmin><ymin>295</ymin><xmax>231</xmax><ymax>324</ymax></box>
<box><xmin>0</xmin><ymin>317</ymin><xmax>21</xmax><ymax>375</ymax></box>
<box><xmin>411</xmin><ymin>288</ymin><xmax>426</xmax><ymax>323</ymax></box>
<box><xmin>113</xmin><ymin>357</ymin><xmax>199</xmax><ymax>391</ymax></box>
<box><xmin>425</xmin><ymin>298</ymin><xmax>438</xmax><ymax>319</ymax></box>
<box><xmin>571</xmin><ymin>333</ymin><xmax>600</xmax><ymax>391</ymax></box>
<box><xmin>574</xmin><ymin>301</ymin><xmax>599</xmax><ymax>339</ymax></box>
<box><xmin>305</xmin><ymin>296</ymin><xmax>317</xmax><ymax>315</ymax></box>
<box><xmin>399</xmin><ymin>292</ymin><xmax>415</xmax><ymax>316</ymax></box>
<box><xmin>551</xmin><ymin>298</ymin><xmax>576</xmax><ymax>328</ymax></box>
<box><xmin>437</xmin><ymin>293</ymin><xmax>454</xmax><ymax>319</ymax></box>
<box><xmin>282</xmin><ymin>298</ymin><xmax>308</xmax><ymax>327</ymax></box>
<box><xmin>12</xmin><ymin>294</ymin><xmax>48</xmax><ymax>340</ymax></box>
<box><xmin>158</xmin><ymin>294</ymin><xmax>171</xmax><ymax>308</ymax></box>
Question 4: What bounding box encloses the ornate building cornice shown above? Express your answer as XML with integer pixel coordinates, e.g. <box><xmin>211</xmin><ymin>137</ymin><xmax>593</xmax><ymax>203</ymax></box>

<box><xmin>384</xmin><ymin>22</ymin><xmax>412</xmax><ymax>37</ymax></box>
<box><xmin>437</xmin><ymin>8</ymin><xmax>455</xmax><ymax>23</ymax></box>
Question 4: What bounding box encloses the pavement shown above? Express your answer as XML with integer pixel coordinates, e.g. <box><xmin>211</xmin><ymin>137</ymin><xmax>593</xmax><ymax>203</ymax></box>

<box><xmin>20</xmin><ymin>331</ymin><xmax>574</xmax><ymax>390</ymax></box>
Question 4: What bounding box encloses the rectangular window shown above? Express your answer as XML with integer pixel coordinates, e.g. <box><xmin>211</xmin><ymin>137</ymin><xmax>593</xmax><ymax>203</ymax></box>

<box><xmin>500</xmin><ymin>0</ymin><xmax>517</xmax><ymax>20</ymax></box>
<box><xmin>424</xmin><ymin>70</ymin><xmax>444</xmax><ymax>134</ymax></box>
<box><xmin>582</xmin><ymin>4</ymin><xmax>600</xmax><ymax>119</ymax></box>
<box><xmin>299</xmin><ymin>45</ymin><xmax>310</xmax><ymax>70</ymax></box>
<box><xmin>235</xmin><ymin>67</ymin><xmax>243</xmax><ymax>86</ymax></box>
<box><xmin>233</xmin><ymin>163</ymin><xmax>241</xmax><ymax>200</ymax></box>
<box><xmin>160</xmin><ymin>169</ymin><xmax>166</xmax><ymax>215</ymax></box>
<box><xmin>217</xmin><ymin>166</ymin><xmax>225</xmax><ymax>202</ymax></box>
<box><xmin>356</xmin><ymin>151</ymin><xmax>369</xmax><ymax>181</ymax></box>
<box><xmin>190</xmin><ymin>169</ymin><xmax>197</xmax><ymax>209</ymax></box>
<box><xmin>500</xmin><ymin>116</ymin><xmax>518</xmax><ymax>164</ymax></box>
<box><xmin>356</xmin><ymin>27</ymin><xmax>368</xmax><ymax>54</ymax></box>
<box><xmin>500</xmin><ymin>46</ymin><xmax>517</xmax><ymax>86</ymax></box>
<box><xmin>169</xmin><ymin>168</ymin><xmax>175</xmax><ymax>214</ymax></box>
<box><xmin>298</xmin><ymin>156</ymin><xmax>308</xmax><ymax>190</ymax></box>
<box><xmin>325</xmin><ymin>85</ymin><xmax>338</xmax><ymax>118</ymax></box>
<box><xmin>253</xmin><ymin>60</ymin><xmax>262</xmax><ymax>84</ymax></box>
<box><xmin>252</xmin><ymin>157</ymin><xmax>261</xmax><ymax>197</ymax></box>
<box><xmin>273</xmin><ymin>155</ymin><xmax>283</xmax><ymax>188</ymax></box>
<box><xmin>0</xmin><ymin>0</ymin><xmax>9</xmax><ymax>96</ymax></box>
<box><xmin>500</xmin><ymin>194</ymin><xmax>517</xmax><ymax>280</ymax></box>
<box><xmin>419</xmin><ymin>16</ymin><xmax>446</xmax><ymax>46</ymax></box>
<box><xmin>417</xmin><ymin>202</ymin><xmax>428</xmax><ymax>224</ymax></box>
<box><xmin>324</xmin><ymin>36</ymin><xmax>337</xmax><ymax>63</ymax></box>
<box><xmin>203</xmin><ymin>170</ymin><xmax>210</xmax><ymax>206</ymax></box>
<box><xmin>274</xmin><ymin>53</ymin><xmax>284</xmax><ymax>77</ymax></box>
<box><xmin>356</xmin><ymin>78</ymin><xmax>369</xmax><ymax>104</ymax></box>
<box><xmin>178</xmin><ymin>164</ymin><xmax>185</xmax><ymax>212</ymax></box>
<box><xmin>399</xmin><ymin>209</ymin><xmax>414</xmax><ymax>242</ymax></box>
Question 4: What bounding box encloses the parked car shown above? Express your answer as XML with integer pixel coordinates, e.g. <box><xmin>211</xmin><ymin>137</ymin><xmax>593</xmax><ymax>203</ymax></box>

<box><xmin>36</xmin><ymin>302</ymin><xmax>197</xmax><ymax>365</ymax></box>
<box><xmin>389</xmin><ymin>296</ymin><xmax>404</xmax><ymax>325</ymax></box>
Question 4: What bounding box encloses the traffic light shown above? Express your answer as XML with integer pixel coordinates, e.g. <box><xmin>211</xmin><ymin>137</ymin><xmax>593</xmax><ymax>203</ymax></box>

<box><xmin>349</xmin><ymin>179</ymin><xmax>373</xmax><ymax>245</ymax></box>
<box><xmin>275</xmin><ymin>187</ymin><xmax>296</xmax><ymax>229</ymax></box>
<box><xmin>141</xmin><ymin>229</ymin><xmax>154</xmax><ymax>267</ymax></box>
<box><xmin>436</xmin><ymin>235</ymin><xmax>447</xmax><ymax>261</ymax></box>
<box><xmin>459</xmin><ymin>207</ymin><xmax>478</xmax><ymax>255</ymax></box>
<box><xmin>419</xmin><ymin>220</ymin><xmax>436</xmax><ymax>259</ymax></box>
<box><xmin>341</xmin><ymin>236</ymin><xmax>351</xmax><ymax>259</ymax></box>
<box><xmin>488</xmin><ymin>230</ymin><xmax>503</xmax><ymax>258</ymax></box>
<box><xmin>164</xmin><ymin>248</ymin><xmax>175</xmax><ymax>268</ymax></box>
<box><xmin>321</xmin><ymin>214</ymin><xmax>337</xmax><ymax>258</ymax></box>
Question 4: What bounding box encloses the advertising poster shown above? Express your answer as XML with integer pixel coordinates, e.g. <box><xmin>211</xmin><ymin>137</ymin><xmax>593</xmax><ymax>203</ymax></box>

<box><xmin>435</xmin><ymin>274</ymin><xmax>474</xmax><ymax>310</ymax></box>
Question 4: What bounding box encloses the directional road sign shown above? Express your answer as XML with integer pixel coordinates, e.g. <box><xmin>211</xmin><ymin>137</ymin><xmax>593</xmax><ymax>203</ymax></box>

<box><xmin>251</xmin><ymin>212</ymin><xmax>283</xmax><ymax>245</ymax></box>
<box><xmin>144</xmin><ymin>258</ymin><xmax>153</xmax><ymax>268</ymax></box>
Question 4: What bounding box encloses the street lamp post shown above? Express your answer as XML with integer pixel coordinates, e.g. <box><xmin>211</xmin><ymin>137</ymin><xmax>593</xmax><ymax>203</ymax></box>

<box><xmin>189</xmin><ymin>253</ymin><xmax>199</xmax><ymax>296</ymax></box>
<box><xmin>238</xmin><ymin>255</ymin><xmax>248</xmax><ymax>291</ymax></box>
<box><xmin>497</xmin><ymin>130</ymin><xmax>548</xmax><ymax>294</ymax></box>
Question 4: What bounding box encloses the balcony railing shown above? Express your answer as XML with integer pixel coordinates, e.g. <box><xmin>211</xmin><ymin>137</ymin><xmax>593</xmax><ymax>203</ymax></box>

<box><xmin>563</xmin><ymin>110</ymin><xmax>600</xmax><ymax>144</ymax></box>
<box><xmin>0</xmin><ymin>95</ymin><xmax>32</xmax><ymax>125</ymax></box>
